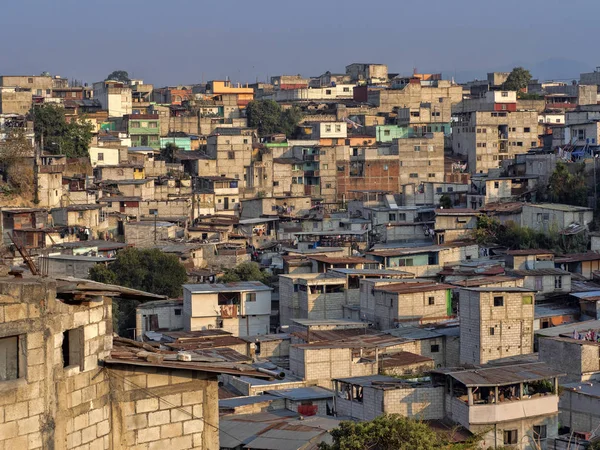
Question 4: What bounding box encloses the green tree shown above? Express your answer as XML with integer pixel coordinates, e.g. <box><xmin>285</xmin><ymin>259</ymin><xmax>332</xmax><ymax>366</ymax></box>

<box><xmin>503</xmin><ymin>67</ymin><xmax>532</xmax><ymax>92</ymax></box>
<box><xmin>246</xmin><ymin>100</ymin><xmax>303</xmax><ymax>137</ymax></box>
<box><xmin>105</xmin><ymin>70</ymin><xmax>130</xmax><ymax>83</ymax></box>
<box><xmin>246</xmin><ymin>100</ymin><xmax>282</xmax><ymax>136</ymax></box>
<box><xmin>548</xmin><ymin>161</ymin><xmax>588</xmax><ymax>206</ymax></box>
<box><xmin>439</xmin><ymin>194</ymin><xmax>452</xmax><ymax>209</ymax></box>
<box><xmin>30</xmin><ymin>104</ymin><xmax>93</xmax><ymax>157</ymax></box>
<box><xmin>279</xmin><ymin>106</ymin><xmax>303</xmax><ymax>138</ymax></box>
<box><xmin>0</xmin><ymin>128</ymin><xmax>34</xmax><ymax>190</ymax></box>
<box><xmin>319</xmin><ymin>414</ymin><xmax>478</xmax><ymax>450</ymax></box>
<box><xmin>90</xmin><ymin>248</ymin><xmax>188</xmax><ymax>336</ymax></box>
<box><xmin>218</xmin><ymin>262</ymin><xmax>270</xmax><ymax>284</ymax></box>
<box><xmin>161</xmin><ymin>142</ymin><xmax>178</xmax><ymax>163</ymax></box>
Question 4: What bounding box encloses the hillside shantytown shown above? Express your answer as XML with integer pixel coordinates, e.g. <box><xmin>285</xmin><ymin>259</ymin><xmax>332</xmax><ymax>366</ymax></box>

<box><xmin>3</xmin><ymin>62</ymin><xmax>600</xmax><ymax>450</ymax></box>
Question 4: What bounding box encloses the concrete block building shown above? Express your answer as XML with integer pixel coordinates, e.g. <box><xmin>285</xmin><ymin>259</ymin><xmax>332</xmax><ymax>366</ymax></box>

<box><xmin>183</xmin><ymin>282</ymin><xmax>272</xmax><ymax>336</ymax></box>
<box><xmin>452</xmin><ymin>91</ymin><xmax>541</xmax><ymax>174</ymax></box>
<box><xmin>459</xmin><ymin>287</ymin><xmax>535</xmax><ymax>365</ymax></box>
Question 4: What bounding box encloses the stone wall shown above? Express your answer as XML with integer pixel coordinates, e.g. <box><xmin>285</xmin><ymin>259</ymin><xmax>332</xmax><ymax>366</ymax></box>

<box><xmin>108</xmin><ymin>364</ymin><xmax>218</xmax><ymax>450</ymax></box>
<box><xmin>0</xmin><ymin>277</ymin><xmax>112</xmax><ymax>450</ymax></box>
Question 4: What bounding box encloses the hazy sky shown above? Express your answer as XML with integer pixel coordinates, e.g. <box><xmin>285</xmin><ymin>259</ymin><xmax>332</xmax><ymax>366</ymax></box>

<box><xmin>0</xmin><ymin>0</ymin><xmax>597</xmax><ymax>86</ymax></box>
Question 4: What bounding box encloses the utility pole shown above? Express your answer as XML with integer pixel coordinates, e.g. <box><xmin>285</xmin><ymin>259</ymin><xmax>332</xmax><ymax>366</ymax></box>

<box><xmin>153</xmin><ymin>210</ymin><xmax>157</xmax><ymax>244</ymax></box>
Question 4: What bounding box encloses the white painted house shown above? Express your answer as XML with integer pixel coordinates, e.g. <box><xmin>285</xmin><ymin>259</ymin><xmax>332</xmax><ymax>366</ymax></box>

<box><xmin>183</xmin><ymin>282</ymin><xmax>272</xmax><ymax>336</ymax></box>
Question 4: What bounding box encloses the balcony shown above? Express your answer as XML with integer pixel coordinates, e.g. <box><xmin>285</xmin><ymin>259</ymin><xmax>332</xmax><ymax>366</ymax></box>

<box><xmin>304</xmin><ymin>170</ymin><xmax>320</xmax><ymax>178</ymax></box>
<box><xmin>467</xmin><ymin>395</ymin><xmax>558</xmax><ymax>425</ymax></box>
<box><xmin>303</xmin><ymin>153</ymin><xmax>319</xmax><ymax>161</ymax></box>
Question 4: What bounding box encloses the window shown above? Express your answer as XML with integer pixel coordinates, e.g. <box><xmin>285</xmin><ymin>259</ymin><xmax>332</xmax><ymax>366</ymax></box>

<box><xmin>384</xmin><ymin>130</ymin><xmax>391</xmax><ymax>136</ymax></box>
<box><xmin>531</xmin><ymin>141</ymin><xmax>537</xmax><ymax>147</ymax></box>
<box><xmin>436</xmin><ymin>187</ymin><xmax>443</xmax><ymax>193</ymax></box>
<box><xmin>149</xmin><ymin>122</ymin><xmax>158</xmax><ymax>128</ymax></box>
<box><xmin>273</xmin><ymin>181</ymin><xmax>279</xmax><ymax>187</ymax></box>
<box><xmin>430</xmin><ymin>344</ymin><xmax>440</xmax><ymax>353</ymax></box>
<box><xmin>533</xmin><ymin>425</ymin><xmax>547</xmax><ymax>443</ymax></box>
<box><xmin>228</xmin><ymin>151</ymin><xmax>235</xmax><ymax>159</ymax></box>
<box><xmin>428</xmin><ymin>296</ymin><xmax>435</xmax><ymax>305</ymax></box>
<box><xmin>490</xmin><ymin>327</ymin><xmax>495</xmax><ymax>335</ymax></box>
<box><xmin>398</xmin><ymin>213</ymin><xmax>406</xmax><ymax>221</ymax></box>
<box><xmin>555</xmin><ymin>276</ymin><xmax>562</xmax><ymax>289</ymax></box>
<box><xmin>493</xmin><ymin>296</ymin><xmax>504</xmax><ymax>307</ymax></box>
<box><xmin>383</xmin><ymin>165</ymin><xmax>388</xmax><ymax>171</ymax></box>
<box><xmin>149</xmin><ymin>209</ymin><xmax>158</xmax><ymax>215</ymax></box>
<box><xmin>325</xmin><ymin>125</ymin><xmax>332</xmax><ymax>133</ymax></box>
<box><xmin>524</xmin><ymin>127</ymin><xmax>531</xmax><ymax>132</ymax></box>
<box><xmin>246</xmin><ymin>293</ymin><xmax>256</xmax><ymax>302</ymax></box>
<box><xmin>131</xmin><ymin>121</ymin><xmax>141</xmax><ymax>128</ymax></box>
<box><xmin>97</xmin><ymin>152</ymin><xmax>104</xmax><ymax>161</ymax></box>
<box><xmin>494</xmin><ymin>181</ymin><xmax>499</xmax><ymax>189</ymax></box>
<box><xmin>62</xmin><ymin>328</ymin><xmax>83</xmax><ymax>369</ymax></box>
<box><xmin>501</xmin><ymin>91</ymin><xmax>509</xmax><ymax>97</ymax></box>
<box><xmin>522</xmin><ymin>295</ymin><xmax>533</xmax><ymax>305</ymax></box>
<box><xmin>447</xmin><ymin>187</ymin><xmax>453</xmax><ymax>192</ymax></box>
<box><xmin>0</xmin><ymin>335</ymin><xmax>24</xmax><ymax>381</ymax></box>
<box><xmin>243</xmin><ymin>139</ymin><xmax>248</xmax><ymax>144</ymax></box>
<box><xmin>476</xmin><ymin>156</ymin><xmax>482</xmax><ymax>161</ymax></box>
<box><xmin>325</xmin><ymin>183</ymin><xmax>331</xmax><ymax>188</ymax></box>
<box><xmin>71</xmin><ymin>92</ymin><xmax>77</xmax><ymax>98</ymax></box>
<box><xmin>414</xmin><ymin>145</ymin><xmax>421</xmax><ymax>152</ymax></box>
<box><xmin>517</xmin><ymin>142</ymin><xmax>523</xmax><ymax>147</ymax></box>
<box><xmin>428</xmin><ymin>173</ymin><xmax>435</xmax><ymax>178</ymax></box>
<box><xmin>323</xmin><ymin>164</ymin><xmax>328</xmax><ymax>170</ymax></box>
<box><xmin>174</xmin><ymin>309</ymin><xmax>182</xmax><ymax>316</ymax></box>
<box><xmin>389</xmin><ymin>213</ymin><xmax>396</xmax><ymax>221</ymax></box>
<box><xmin>325</xmin><ymin>89</ymin><xmax>332</xmax><ymax>95</ymax></box>
<box><xmin>503</xmin><ymin>430</ymin><xmax>518</xmax><ymax>445</ymax></box>
<box><xmin>335</xmin><ymin>125</ymin><xmax>341</xmax><ymax>133</ymax></box>
<box><xmin>409</xmin><ymin>173</ymin><xmax>418</xmax><ymax>178</ymax></box>
<box><xmin>28</xmin><ymin>77</ymin><xmax>33</xmax><ymax>83</ymax></box>
<box><xmin>343</xmin><ymin>87</ymin><xmax>350</xmax><ymax>92</ymax></box>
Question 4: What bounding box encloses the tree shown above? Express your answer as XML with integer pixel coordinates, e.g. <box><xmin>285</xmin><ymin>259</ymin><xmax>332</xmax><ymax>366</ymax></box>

<box><xmin>161</xmin><ymin>142</ymin><xmax>178</xmax><ymax>163</ymax></box>
<box><xmin>0</xmin><ymin>128</ymin><xmax>34</xmax><ymax>191</ymax></box>
<box><xmin>105</xmin><ymin>70</ymin><xmax>130</xmax><ymax>83</ymax></box>
<box><xmin>30</xmin><ymin>104</ymin><xmax>93</xmax><ymax>157</ymax></box>
<box><xmin>319</xmin><ymin>414</ymin><xmax>478</xmax><ymax>450</ymax></box>
<box><xmin>503</xmin><ymin>67</ymin><xmax>532</xmax><ymax>92</ymax></box>
<box><xmin>548</xmin><ymin>161</ymin><xmax>588</xmax><ymax>206</ymax></box>
<box><xmin>279</xmin><ymin>106</ymin><xmax>303</xmax><ymax>138</ymax></box>
<box><xmin>218</xmin><ymin>262</ymin><xmax>271</xmax><ymax>284</ymax></box>
<box><xmin>439</xmin><ymin>194</ymin><xmax>452</xmax><ymax>209</ymax></box>
<box><xmin>246</xmin><ymin>100</ymin><xmax>303</xmax><ymax>137</ymax></box>
<box><xmin>246</xmin><ymin>100</ymin><xmax>282</xmax><ymax>136</ymax></box>
<box><xmin>90</xmin><ymin>248</ymin><xmax>188</xmax><ymax>337</ymax></box>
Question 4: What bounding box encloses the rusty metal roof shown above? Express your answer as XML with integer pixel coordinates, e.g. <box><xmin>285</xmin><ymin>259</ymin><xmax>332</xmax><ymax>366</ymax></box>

<box><xmin>375</xmin><ymin>282</ymin><xmax>453</xmax><ymax>294</ymax></box>
<box><xmin>432</xmin><ymin>362</ymin><xmax>564</xmax><ymax>387</ymax></box>
<box><xmin>508</xmin><ymin>268</ymin><xmax>570</xmax><ymax>276</ymax></box>
<box><xmin>106</xmin><ymin>337</ymin><xmax>270</xmax><ymax>378</ymax></box>
<box><xmin>294</xmin><ymin>331</ymin><xmax>408</xmax><ymax>350</ymax></box>
<box><xmin>506</xmin><ymin>249</ymin><xmax>554</xmax><ymax>256</ymax></box>
<box><xmin>450</xmin><ymin>276</ymin><xmax>521</xmax><ymax>287</ymax></box>
<box><xmin>307</xmin><ymin>255</ymin><xmax>375</xmax><ymax>265</ymax></box>
<box><xmin>555</xmin><ymin>252</ymin><xmax>600</xmax><ymax>263</ymax></box>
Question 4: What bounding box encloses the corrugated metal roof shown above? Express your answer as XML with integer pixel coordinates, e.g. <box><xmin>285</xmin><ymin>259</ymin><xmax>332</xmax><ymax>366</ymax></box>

<box><xmin>219</xmin><ymin>394</ymin><xmax>278</xmax><ymax>409</ymax></box>
<box><xmin>555</xmin><ymin>252</ymin><xmax>600</xmax><ymax>263</ymax></box>
<box><xmin>183</xmin><ymin>281</ymin><xmax>271</xmax><ymax>293</ymax></box>
<box><xmin>433</xmin><ymin>362</ymin><xmax>564</xmax><ymax>387</ymax></box>
<box><xmin>508</xmin><ymin>268</ymin><xmax>570</xmax><ymax>276</ymax></box>
<box><xmin>266</xmin><ymin>387</ymin><xmax>334</xmax><ymax>401</ymax></box>
<box><xmin>375</xmin><ymin>282</ymin><xmax>453</xmax><ymax>294</ymax></box>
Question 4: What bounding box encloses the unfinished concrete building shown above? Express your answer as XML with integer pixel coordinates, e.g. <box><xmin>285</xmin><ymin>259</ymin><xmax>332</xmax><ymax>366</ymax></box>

<box><xmin>365</xmin><ymin>80</ymin><xmax>463</xmax><ymax>113</ymax></box>
<box><xmin>452</xmin><ymin>91</ymin><xmax>541</xmax><ymax>174</ymax></box>
<box><xmin>0</xmin><ymin>275</ymin><xmax>271</xmax><ymax>450</ymax></box>
<box><xmin>459</xmin><ymin>287</ymin><xmax>535</xmax><ymax>365</ymax></box>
